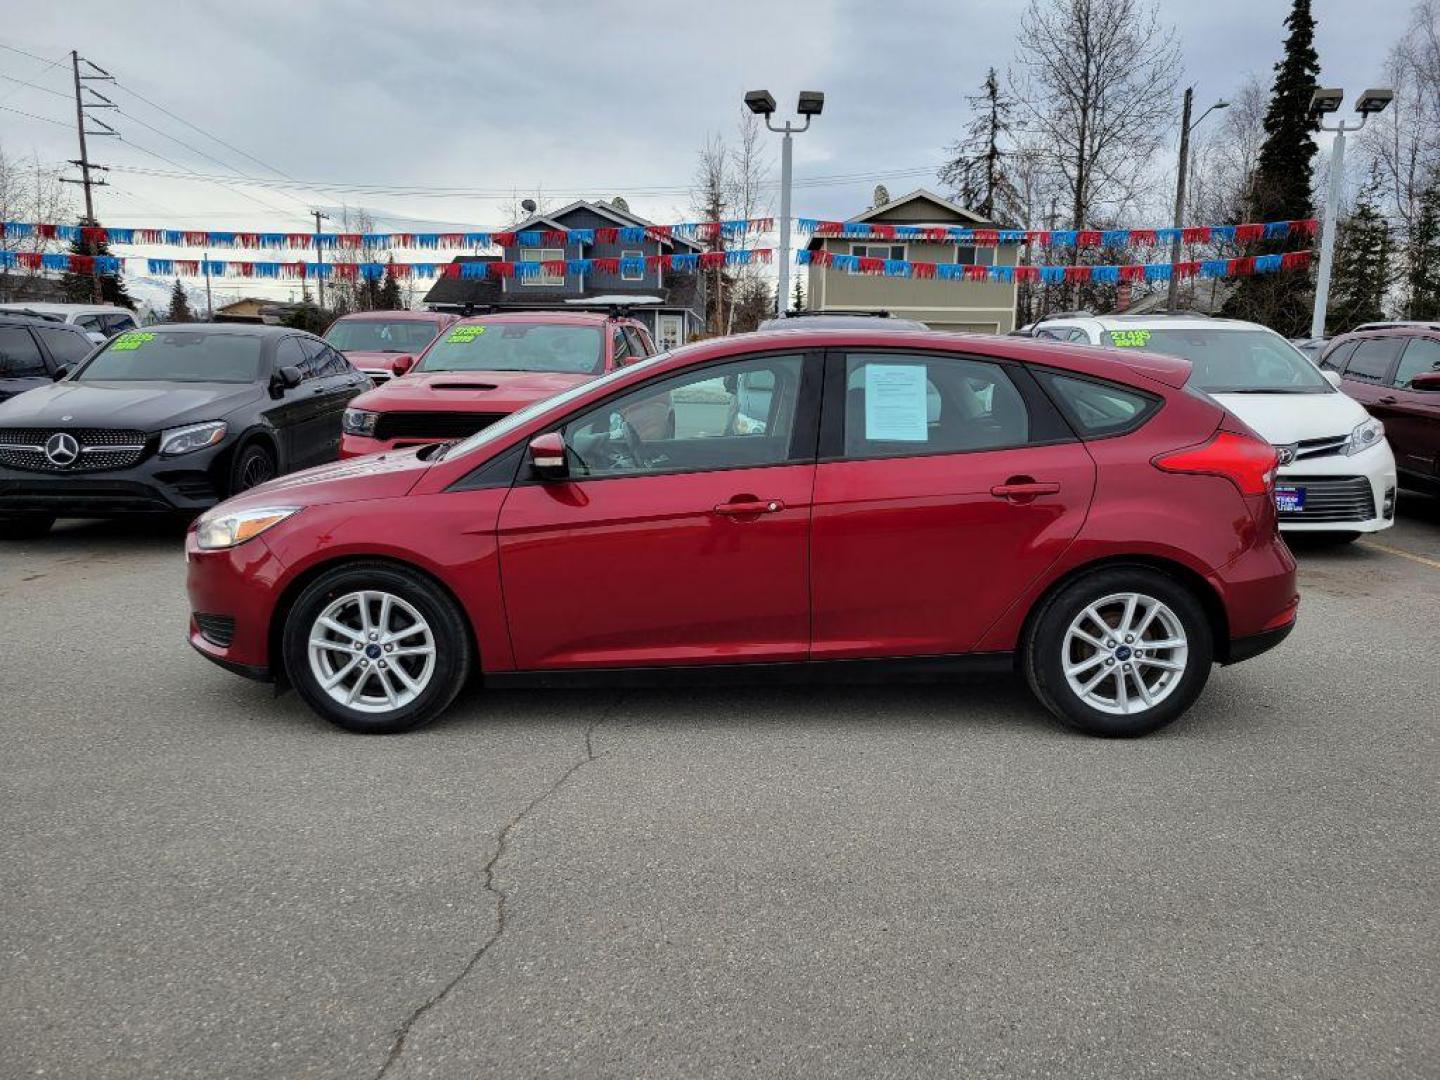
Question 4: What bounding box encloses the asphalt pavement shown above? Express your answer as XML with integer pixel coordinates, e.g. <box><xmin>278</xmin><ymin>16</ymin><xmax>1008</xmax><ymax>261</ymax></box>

<box><xmin>2</xmin><ymin>497</ymin><xmax>1437</xmax><ymax>1079</ymax></box>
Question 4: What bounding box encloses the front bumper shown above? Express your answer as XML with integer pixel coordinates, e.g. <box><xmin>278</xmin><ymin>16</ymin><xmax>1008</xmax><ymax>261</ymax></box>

<box><xmin>0</xmin><ymin>439</ymin><xmax>235</xmax><ymax>516</ymax></box>
<box><xmin>1274</xmin><ymin>440</ymin><xmax>1396</xmax><ymax>533</ymax></box>
<box><xmin>185</xmin><ymin>527</ymin><xmax>287</xmax><ymax>676</ymax></box>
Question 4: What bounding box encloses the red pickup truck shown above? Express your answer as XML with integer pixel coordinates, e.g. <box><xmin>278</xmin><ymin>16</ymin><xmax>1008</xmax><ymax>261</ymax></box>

<box><xmin>323</xmin><ymin>311</ymin><xmax>458</xmax><ymax>387</ymax></box>
<box><xmin>339</xmin><ymin>311</ymin><xmax>660</xmax><ymax>457</ymax></box>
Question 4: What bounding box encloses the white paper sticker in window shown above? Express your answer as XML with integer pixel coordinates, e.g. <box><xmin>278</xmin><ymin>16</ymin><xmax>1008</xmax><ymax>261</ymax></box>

<box><xmin>864</xmin><ymin>363</ymin><xmax>928</xmax><ymax>441</ymax></box>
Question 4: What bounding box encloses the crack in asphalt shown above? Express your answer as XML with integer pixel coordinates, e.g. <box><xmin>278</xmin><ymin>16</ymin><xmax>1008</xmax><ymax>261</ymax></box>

<box><xmin>374</xmin><ymin>695</ymin><xmax>624</xmax><ymax>1078</ymax></box>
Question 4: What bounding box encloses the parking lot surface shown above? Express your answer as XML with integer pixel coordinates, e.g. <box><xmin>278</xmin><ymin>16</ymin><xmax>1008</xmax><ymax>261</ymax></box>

<box><xmin>2</xmin><ymin>500</ymin><xmax>1438</xmax><ymax>1079</ymax></box>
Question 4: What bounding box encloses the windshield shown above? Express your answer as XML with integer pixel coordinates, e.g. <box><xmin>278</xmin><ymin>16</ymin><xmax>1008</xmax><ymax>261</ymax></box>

<box><xmin>418</xmin><ymin>322</ymin><xmax>605</xmax><ymax>375</ymax></box>
<box><xmin>445</xmin><ymin>351</ymin><xmax>671</xmax><ymax>458</ymax></box>
<box><xmin>324</xmin><ymin>319</ymin><xmax>441</xmax><ymax>353</ymax></box>
<box><xmin>1107</xmin><ymin>327</ymin><xmax>1331</xmax><ymax>394</ymax></box>
<box><xmin>77</xmin><ymin>331</ymin><xmax>263</xmax><ymax>383</ymax></box>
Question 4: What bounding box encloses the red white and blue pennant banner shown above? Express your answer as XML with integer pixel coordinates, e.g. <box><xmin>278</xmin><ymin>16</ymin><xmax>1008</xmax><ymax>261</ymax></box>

<box><xmin>0</xmin><ymin>219</ymin><xmax>774</xmax><ymax>251</ymax></box>
<box><xmin>0</xmin><ymin>248</ymin><xmax>772</xmax><ymax>280</ymax></box>
<box><xmin>800</xmin><ymin>249</ymin><xmax>1314</xmax><ymax>283</ymax></box>
<box><xmin>797</xmin><ymin>217</ymin><xmax>1318</xmax><ymax>248</ymax></box>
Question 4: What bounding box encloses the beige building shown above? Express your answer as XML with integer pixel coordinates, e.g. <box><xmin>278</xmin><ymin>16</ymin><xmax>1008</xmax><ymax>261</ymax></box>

<box><xmin>805</xmin><ymin>189</ymin><xmax>1019</xmax><ymax>333</ymax></box>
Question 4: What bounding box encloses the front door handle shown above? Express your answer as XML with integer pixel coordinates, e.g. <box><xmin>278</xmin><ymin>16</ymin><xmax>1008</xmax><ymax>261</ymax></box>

<box><xmin>990</xmin><ymin>478</ymin><xmax>1060</xmax><ymax>503</ymax></box>
<box><xmin>1377</xmin><ymin>395</ymin><xmax>1398</xmax><ymax>405</ymax></box>
<box><xmin>713</xmin><ymin>498</ymin><xmax>784</xmax><ymax>516</ymax></box>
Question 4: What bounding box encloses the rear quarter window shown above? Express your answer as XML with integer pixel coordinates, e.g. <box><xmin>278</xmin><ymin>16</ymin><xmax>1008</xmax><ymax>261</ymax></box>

<box><xmin>1035</xmin><ymin>370</ymin><xmax>1161</xmax><ymax>438</ymax></box>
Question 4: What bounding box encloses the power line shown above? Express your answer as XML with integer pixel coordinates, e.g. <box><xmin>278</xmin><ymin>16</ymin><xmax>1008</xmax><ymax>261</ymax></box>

<box><xmin>0</xmin><ymin>102</ymin><xmax>69</xmax><ymax>128</ymax></box>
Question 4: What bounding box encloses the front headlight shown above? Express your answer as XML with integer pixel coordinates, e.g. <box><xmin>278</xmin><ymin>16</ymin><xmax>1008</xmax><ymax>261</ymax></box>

<box><xmin>160</xmin><ymin>420</ymin><xmax>227</xmax><ymax>456</ymax></box>
<box><xmin>342</xmin><ymin>409</ymin><xmax>379</xmax><ymax>436</ymax></box>
<box><xmin>196</xmin><ymin>506</ymin><xmax>300</xmax><ymax>550</ymax></box>
<box><xmin>1344</xmin><ymin>417</ymin><xmax>1384</xmax><ymax>456</ymax></box>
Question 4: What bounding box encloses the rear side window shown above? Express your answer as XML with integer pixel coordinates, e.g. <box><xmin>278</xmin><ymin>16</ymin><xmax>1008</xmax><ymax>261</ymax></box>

<box><xmin>36</xmin><ymin>327</ymin><xmax>92</xmax><ymax>367</ymax></box>
<box><xmin>842</xmin><ymin>353</ymin><xmax>1033</xmax><ymax>458</ymax></box>
<box><xmin>1037</xmin><ymin>371</ymin><xmax>1160</xmax><ymax>438</ymax></box>
<box><xmin>0</xmin><ymin>326</ymin><xmax>46</xmax><ymax>377</ymax></box>
<box><xmin>1344</xmin><ymin>338</ymin><xmax>1403</xmax><ymax>383</ymax></box>
<box><xmin>1321</xmin><ymin>341</ymin><xmax>1357</xmax><ymax>371</ymax></box>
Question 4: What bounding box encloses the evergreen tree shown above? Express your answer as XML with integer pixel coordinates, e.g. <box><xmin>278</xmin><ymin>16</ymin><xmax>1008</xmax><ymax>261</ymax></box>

<box><xmin>1327</xmin><ymin>167</ymin><xmax>1392</xmax><ymax>333</ymax></box>
<box><xmin>1223</xmin><ymin>0</ymin><xmax>1320</xmax><ymax>334</ymax></box>
<box><xmin>791</xmin><ymin>276</ymin><xmax>805</xmax><ymax>313</ymax></box>
<box><xmin>165</xmin><ymin>278</ymin><xmax>193</xmax><ymax>322</ymax></box>
<box><xmin>939</xmin><ymin>68</ymin><xmax>1019</xmax><ymax>221</ymax></box>
<box><xmin>377</xmin><ymin>257</ymin><xmax>402</xmax><ymax>309</ymax></box>
<box><xmin>1406</xmin><ymin>177</ymin><xmax>1440</xmax><ymax>320</ymax></box>
<box><xmin>60</xmin><ymin>223</ymin><xmax>135</xmax><ymax>309</ymax></box>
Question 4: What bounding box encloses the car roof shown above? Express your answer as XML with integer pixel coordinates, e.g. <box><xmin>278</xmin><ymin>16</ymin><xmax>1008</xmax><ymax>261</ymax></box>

<box><xmin>447</xmin><ymin>311</ymin><xmax>630</xmax><ymax>327</ymax></box>
<box><xmin>757</xmin><ymin>314</ymin><xmax>930</xmax><ymax>331</ymax></box>
<box><xmin>330</xmin><ymin>310</ymin><xmax>452</xmax><ymax>322</ymax></box>
<box><xmin>0</xmin><ymin>311</ymin><xmax>91</xmax><ymax>331</ymax></box>
<box><xmin>143</xmin><ymin>321</ymin><xmax>305</xmax><ymax>338</ymax></box>
<box><xmin>1036</xmin><ymin>313</ymin><xmax>1268</xmax><ymax>333</ymax></box>
<box><xmin>0</xmin><ymin>302</ymin><xmax>132</xmax><ymax>315</ymax></box>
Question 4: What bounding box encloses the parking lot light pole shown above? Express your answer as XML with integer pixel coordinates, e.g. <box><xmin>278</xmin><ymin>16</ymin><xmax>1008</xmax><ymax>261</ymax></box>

<box><xmin>1310</xmin><ymin>87</ymin><xmax>1393</xmax><ymax>339</ymax></box>
<box><xmin>746</xmin><ymin>89</ymin><xmax>824</xmax><ymax>315</ymax></box>
<box><xmin>1166</xmin><ymin>88</ymin><xmax>1228</xmax><ymax>311</ymax></box>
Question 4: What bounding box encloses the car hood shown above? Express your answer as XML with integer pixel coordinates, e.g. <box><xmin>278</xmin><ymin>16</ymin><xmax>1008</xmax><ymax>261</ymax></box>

<box><xmin>349</xmin><ymin>369</ymin><xmax>594</xmax><ymax>414</ymax></box>
<box><xmin>219</xmin><ymin>446</ymin><xmax>435</xmax><ymax>511</ymax></box>
<box><xmin>342</xmin><ymin>349</ymin><xmax>412</xmax><ymax>371</ymax></box>
<box><xmin>0</xmin><ymin>380</ymin><xmax>262</xmax><ymax>430</ymax></box>
<box><xmin>1210</xmin><ymin>389</ymin><xmax>1368</xmax><ymax>443</ymax></box>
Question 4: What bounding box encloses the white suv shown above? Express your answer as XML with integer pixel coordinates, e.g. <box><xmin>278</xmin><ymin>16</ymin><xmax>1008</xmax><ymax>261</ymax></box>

<box><xmin>0</xmin><ymin>303</ymin><xmax>138</xmax><ymax>344</ymax></box>
<box><xmin>1031</xmin><ymin>314</ymin><xmax>1397</xmax><ymax>540</ymax></box>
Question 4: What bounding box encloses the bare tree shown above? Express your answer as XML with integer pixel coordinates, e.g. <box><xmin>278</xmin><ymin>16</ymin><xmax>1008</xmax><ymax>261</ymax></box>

<box><xmin>724</xmin><ymin>109</ymin><xmax>774</xmax><ymax>330</ymax></box>
<box><xmin>939</xmin><ymin>67</ymin><xmax>1021</xmax><ymax>221</ymax></box>
<box><xmin>691</xmin><ymin>131</ymin><xmax>732</xmax><ymax>334</ymax></box>
<box><xmin>1010</xmin><ymin>0</ymin><xmax>1182</xmax><ymax>235</ymax></box>
<box><xmin>0</xmin><ymin>144</ymin><xmax>73</xmax><ymax>302</ymax></box>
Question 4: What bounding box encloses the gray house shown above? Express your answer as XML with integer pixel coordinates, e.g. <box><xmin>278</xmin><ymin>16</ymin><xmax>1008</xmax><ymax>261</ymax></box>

<box><xmin>805</xmin><ymin>189</ymin><xmax>1019</xmax><ymax>333</ymax></box>
<box><xmin>424</xmin><ymin>200</ymin><xmax>707</xmax><ymax>349</ymax></box>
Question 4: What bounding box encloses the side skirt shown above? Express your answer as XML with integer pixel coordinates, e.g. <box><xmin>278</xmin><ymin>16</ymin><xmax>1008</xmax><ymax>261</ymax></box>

<box><xmin>485</xmin><ymin>652</ymin><xmax>1016</xmax><ymax>690</ymax></box>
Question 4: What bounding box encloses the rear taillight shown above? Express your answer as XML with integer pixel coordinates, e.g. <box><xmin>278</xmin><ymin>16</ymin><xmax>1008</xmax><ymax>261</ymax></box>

<box><xmin>1153</xmin><ymin>431</ymin><xmax>1278</xmax><ymax>496</ymax></box>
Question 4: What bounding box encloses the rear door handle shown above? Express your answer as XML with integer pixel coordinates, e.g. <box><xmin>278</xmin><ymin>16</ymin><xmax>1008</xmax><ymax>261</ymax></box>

<box><xmin>713</xmin><ymin>498</ymin><xmax>784</xmax><ymax>516</ymax></box>
<box><xmin>990</xmin><ymin>480</ymin><xmax>1060</xmax><ymax>502</ymax></box>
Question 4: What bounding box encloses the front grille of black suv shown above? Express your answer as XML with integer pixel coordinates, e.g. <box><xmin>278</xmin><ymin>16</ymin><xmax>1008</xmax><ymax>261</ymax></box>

<box><xmin>0</xmin><ymin>428</ymin><xmax>150</xmax><ymax>473</ymax></box>
<box><xmin>372</xmin><ymin>412</ymin><xmax>505</xmax><ymax>441</ymax></box>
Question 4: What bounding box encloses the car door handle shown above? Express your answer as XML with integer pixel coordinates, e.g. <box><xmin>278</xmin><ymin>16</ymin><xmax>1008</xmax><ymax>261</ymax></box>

<box><xmin>990</xmin><ymin>479</ymin><xmax>1060</xmax><ymax>502</ymax></box>
<box><xmin>713</xmin><ymin>498</ymin><xmax>784</xmax><ymax>516</ymax></box>
<box><xmin>1377</xmin><ymin>395</ymin><xmax>1398</xmax><ymax>405</ymax></box>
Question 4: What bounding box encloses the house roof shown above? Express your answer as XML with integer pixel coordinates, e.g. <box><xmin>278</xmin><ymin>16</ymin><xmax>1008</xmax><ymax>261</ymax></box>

<box><xmin>848</xmin><ymin>188</ymin><xmax>991</xmax><ymax>227</ymax></box>
<box><xmin>509</xmin><ymin>200</ymin><xmax>704</xmax><ymax>252</ymax></box>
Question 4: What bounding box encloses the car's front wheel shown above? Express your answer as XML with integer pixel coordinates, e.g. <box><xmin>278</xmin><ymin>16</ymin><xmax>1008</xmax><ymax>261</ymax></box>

<box><xmin>1023</xmin><ymin>567</ymin><xmax>1214</xmax><ymax>737</ymax></box>
<box><xmin>282</xmin><ymin>562</ymin><xmax>472</xmax><ymax>733</ymax></box>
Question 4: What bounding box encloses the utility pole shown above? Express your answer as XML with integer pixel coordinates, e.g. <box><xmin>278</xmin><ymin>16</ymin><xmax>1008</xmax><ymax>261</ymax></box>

<box><xmin>63</xmin><ymin>51</ymin><xmax>118</xmax><ymax>304</ymax></box>
<box><xmin>203</xmin><ymin>251</ymin><xmax>214</xmax><ymax>320</ymax></box>
<box><xmin>1167</xmin><ymin>89</ymin><xmax>1228</xmax><ymax>311</ymax></box>
<box><xmin>311</xmin><ymin>210</ymin><xmax>330</xmax><ymax>310</ymax></box>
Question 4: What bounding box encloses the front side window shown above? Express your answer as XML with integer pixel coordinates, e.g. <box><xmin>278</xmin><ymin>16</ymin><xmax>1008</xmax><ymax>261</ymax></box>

<box><xmin>520</xmin><ymin>247</ymin><xmax>565</xmax><ymax>286</ymax></box>
<box><xmin>75</xmin><ymin>314</ymin><xmax>103</xmax><ymax>332</ymax></box>
<box><xmin>76</xmin><ymin>331</ymin><xmax>264</xmax><ymax>383</ymax></box>
<box><xmin>611</xmin><ymin>329</ymin><xmax>631</xmax><ymax>365</ymax></box>
<box><xmin>1321</xmin><ymin>341</ymin><xmax>1357</xmax><ymax>371</ymax></box>
<box><xmin>1344</xmin><ymin>338</ymin><xmax>1404</xmax><ymax>383</ymax></box>
<box><xmin>560</xmin><ymin>354</ymin><xmax>806</xmax><ymax>478</ymax></box>
<box><xmin>102</xmin><ymin>313</ymin><xmax>137</xmax><ymax>336</ymax></box>
<box><xmin>842</xmin><ymin>353</ymin><xmax>1030</xmax><ymax>458</ymax></box>
<box><xmin>0</xmin><ymin>327</ymin><xmax>45</xmax><ymax>377</ymax></box>
<box><xmin>417</xmin><ymin>322</ymin><xmax>604</xmax><ymax>375</ymax></box>
<box><xmin>35</xmin><ymin>327</ymin><xmax>93</xmax><ymax>367</ymax></box>
<box><xmin>1106</xmin><ymin>327</ymin><xmax>1331</xmax><ymax>394</ymax></box>
<box><xmin>1394</xmin><ymin>337</ymin><xmax>1440</xmax><ymax>388</ymax></box>
<box><xmin>324</xmin><ymin>319</ymin><xmax>442</xmax><ymax>353</ymax></box>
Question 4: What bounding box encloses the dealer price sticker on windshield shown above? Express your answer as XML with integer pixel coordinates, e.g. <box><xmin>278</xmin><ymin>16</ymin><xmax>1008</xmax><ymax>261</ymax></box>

<box><xmin>1108</xmin><ymin>330</ymin><xmax>1152</xmax><ymax>348</ymax></box>
<box><xmin>446</xmin><ymin>326</ymin><xmax>486</xmax><ymax>343</ymax></box>
<box><xmin>110</xmin><ymin>331</ymin><xmax>157</xmax><ymax>351</ymax></box>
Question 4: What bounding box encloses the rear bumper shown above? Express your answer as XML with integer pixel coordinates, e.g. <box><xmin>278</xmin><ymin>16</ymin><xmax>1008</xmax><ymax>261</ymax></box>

<box><xmin>1225</xmin><ymin>618</ymin><xmax>1296</xmax><ymax>665</ymax></box>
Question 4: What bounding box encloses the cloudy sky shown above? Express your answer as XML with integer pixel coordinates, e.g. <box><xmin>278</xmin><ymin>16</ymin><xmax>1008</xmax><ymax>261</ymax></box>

<box><xmin>0</xmin><ymin>0</ymin><xmax>1409</xmax><ymax>304</ymax></box>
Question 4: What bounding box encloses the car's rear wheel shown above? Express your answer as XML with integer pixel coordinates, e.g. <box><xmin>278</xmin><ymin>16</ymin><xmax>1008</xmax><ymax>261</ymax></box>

<box><xmin>229</xmin><ymin>442</ymin><xmax>276</xmax><ymax>496</ymax></box>
<box><xmin>1024</xmin><ymin>567</ymin><xmax>1213</xmax><ymax>737</ymax></box>
<box><xmin>0</xmin><ymin>513</ymin><xmax>55</xmax><ymax>540</ymax></box>
<box><xmin>282</xmin><ymin>562</ymin><xmax>472</xmax><ymax>734</ymax></box>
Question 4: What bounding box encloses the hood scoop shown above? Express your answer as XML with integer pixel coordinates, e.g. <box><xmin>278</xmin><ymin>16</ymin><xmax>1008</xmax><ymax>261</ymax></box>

<box><xmin>431</xmin><ymin>381</ymin><xmax>497</xmax><ymax>391</ymax></box>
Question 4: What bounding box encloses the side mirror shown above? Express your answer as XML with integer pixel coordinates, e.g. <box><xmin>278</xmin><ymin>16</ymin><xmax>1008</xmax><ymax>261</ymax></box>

<box><xmin>390</xmin><ymin>354</ymin><xmax>415</xmax><ymax>377</ymax></box>
<box><xmin>1322</xmin><ymin>369</ymin><xmax>1343</xmax><ymax>388</ymax></box>
<box><xmin>278</xmin><ymin>365</ymin><xmax>303</xmax><ymax>389</ymax></box>
<box><xmin>1410</xmin><ymin>371</ymin><xmax>1440</xmax><ymax>392</ymax></box>
<box><xmin>527</xmin><ymin>432</ymin><xmax>568</xmax><ymax>479</ymax></box>
<box><xmin>52</xmin><ymin>364</ymin><xmax>71</xmax><ymax>381</ymax></box>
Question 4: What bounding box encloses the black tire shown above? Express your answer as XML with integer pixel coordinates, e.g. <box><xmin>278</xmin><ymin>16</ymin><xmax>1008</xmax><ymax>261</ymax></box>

<box><xmin>1023</xmin><ymin>566</ymin><xmax>1214</xmax><ymax>738</ymax></box>
<box><xmin>229</xmin><ymin>441</ymin><xmax>277</xmax><ymax>496</ymax></box>
<box><xmin>282</xmin><ymin>561</ymin><xmax>472</xmax><ymax>734</ymax></box>
<box><xmin>0</xmin><ymin>513</ymin><xmax>55</xmax><ymax>540</ymax></box>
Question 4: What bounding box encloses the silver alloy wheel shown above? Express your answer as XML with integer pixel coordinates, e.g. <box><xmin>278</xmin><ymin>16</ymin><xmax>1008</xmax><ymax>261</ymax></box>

<box><xmin>1061</xmin><ymin>592</ymin><xmax>1189</xmax><ymax>716</ymax></box>
<box><xmin>307</xmin><ymin>590</ymin><xmax>437</xmax><ymax>714</ymax></box>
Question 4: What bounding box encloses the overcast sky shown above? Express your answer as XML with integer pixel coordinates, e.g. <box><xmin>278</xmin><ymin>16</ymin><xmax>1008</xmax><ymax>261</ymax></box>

<box><xmin>0</xmin><ymin>0</ymin><xmax>1409</xmax><ymax>303</ymax></box>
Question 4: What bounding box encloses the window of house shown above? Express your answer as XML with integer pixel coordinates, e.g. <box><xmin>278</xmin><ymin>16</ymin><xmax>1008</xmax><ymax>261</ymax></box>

<box><xmin>850</xmin><ymin>243</ymin><xmax>906</xmax><ymax>261</ymax></box>
<box><xmin>955</xmin><ymin>245</ymin><xmax>997</xmax><ymax>267</ymax></box>
<box><xmin>520</xmin><ymin>247</ymin><xmax>565</xmax><ymax>286</ymax></box>
<box><xmin>620</xmin><ymin>249</ymin><xmax>645</xmax><ymax>281</ymax></box>
<box><xmin>842</xmin><ymin>353</ymin><xmax>1031</xmax><ymax>458</ymax></box>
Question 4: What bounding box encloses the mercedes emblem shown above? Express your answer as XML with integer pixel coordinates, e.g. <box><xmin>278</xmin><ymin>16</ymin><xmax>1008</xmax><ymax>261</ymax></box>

<box><xmin>44</xmin><ymin>432</ymin><xmax>81</xmax><ymax>467</ymax></box>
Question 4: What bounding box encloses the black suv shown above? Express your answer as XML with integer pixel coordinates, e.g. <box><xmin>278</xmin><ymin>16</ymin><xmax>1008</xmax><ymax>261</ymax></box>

<box><xmin>0</xmin><ymin>323</ymin><xmax>371</xmax><ymax>538</ymax></box>
<box><xmin>0</xmin><ymin>314</ymin><xmax>97</xmax><ymax>404</ymax></box>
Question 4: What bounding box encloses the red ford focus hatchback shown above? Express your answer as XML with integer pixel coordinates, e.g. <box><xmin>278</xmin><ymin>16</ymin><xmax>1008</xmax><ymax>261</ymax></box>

<box><xmin>186</xmin><ymin>328</ymin><xmax>1298</xmax><ymax>737</ymax></box>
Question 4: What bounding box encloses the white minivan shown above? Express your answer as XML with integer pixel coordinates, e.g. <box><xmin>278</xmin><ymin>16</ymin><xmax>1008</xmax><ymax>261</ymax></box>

<box><xmin>0</xmin><ymin>302</ymin><xmax>138</xmax><ymax>344</ymax></box>
<box><xmin>1030</xmin><ymin>314</ymin><xmax>1397</xmax><ymax>541</ymax></box>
